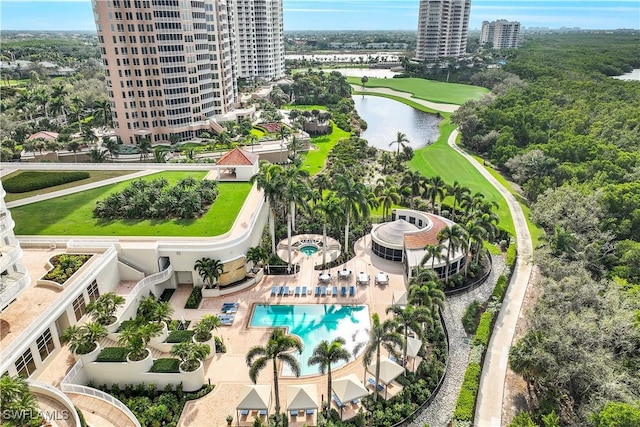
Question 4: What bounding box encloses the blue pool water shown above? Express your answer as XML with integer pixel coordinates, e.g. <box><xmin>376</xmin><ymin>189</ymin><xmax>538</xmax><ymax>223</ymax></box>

<box><xmin>251</xmin><ymin>304</ymin><xmax>370</xmax><ymax>376</ymax></box>
<box><xmin>299</xmin><ymin>245</ymin><xmax>318</xmax><ymax>256</ymax></box>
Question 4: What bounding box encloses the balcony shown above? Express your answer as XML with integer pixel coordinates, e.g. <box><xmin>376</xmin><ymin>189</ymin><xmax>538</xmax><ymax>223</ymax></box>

<box><xmin>0</xmin><ymin>245</ymin><xmax>22</xmax><ymax>272</ymax></box>
<box><xmin>0</xmin><ymin>267</ymin><xmax>30</xmax><ymax>312</ymax></box>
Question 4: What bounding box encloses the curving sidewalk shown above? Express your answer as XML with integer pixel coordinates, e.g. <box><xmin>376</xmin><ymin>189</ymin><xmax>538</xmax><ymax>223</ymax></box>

<box><xmin>445</xmin><ymin>129</ymin><xmax>534</xmax><ymax>426</ymax></box>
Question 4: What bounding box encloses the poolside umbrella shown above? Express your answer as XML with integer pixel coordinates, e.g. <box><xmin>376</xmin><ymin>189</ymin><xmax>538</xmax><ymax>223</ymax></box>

<box><xmin>392</xmin><ymin>290</ymin><xmax>407</xmax><ymax>306</ymax></box>
<box><xmin>366</xmin><ymin>357</ymin><xmax>405</xmax><ymax>398</ymax></box>
<box><xmin>236</xmin><ymin>384</ymin><xmax>271</xmax><ymax>422</ymax></box>
<box><xmin>332</xmin><ymin>374</ymin><xmax>370</xmax><ymax>420</ymax></box>
<box><xmin>406</xmin><ymin>336</ymin><xmax>423</xmax><ymax>370</ymax></box>
<box><xmin>286</xmin><ymin>384</ymin><xmax>318</xmax><ymax>411</ymax></box>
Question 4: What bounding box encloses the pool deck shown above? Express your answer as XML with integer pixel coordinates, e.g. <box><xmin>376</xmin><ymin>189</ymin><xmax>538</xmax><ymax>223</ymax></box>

<box><xmin>177</xmin><ymin>233</ymin><xmax>407</xmax><ymax>427</ymax></box>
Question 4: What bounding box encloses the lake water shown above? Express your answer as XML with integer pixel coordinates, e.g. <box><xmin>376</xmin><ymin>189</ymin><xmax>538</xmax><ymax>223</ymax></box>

<box><xmin>613</xmin><ymin>69</ymin><xmax>640</xmax><ymax>81</ymax></box>
<box><xmin>353</xmin><ymin>95</ymin><xmax>442</xmax><ymax>151</ymax></box>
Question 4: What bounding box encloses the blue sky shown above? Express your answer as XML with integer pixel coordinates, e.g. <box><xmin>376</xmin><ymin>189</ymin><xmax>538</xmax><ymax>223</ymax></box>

<box><xmin>1</xmin><ymin>0</ymin><xmax>638</xmax><ymax>32</ymax></box>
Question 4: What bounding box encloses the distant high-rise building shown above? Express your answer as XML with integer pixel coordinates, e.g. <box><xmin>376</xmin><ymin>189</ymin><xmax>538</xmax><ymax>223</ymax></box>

<box><xmin>93</xmin><ymin>0</ymin><xmax>285</xmax><ymax>145</ymax></box>
<box><xmin>415</xmin><ymin>0</ymin><xmax>471</xmax><ymax>61</ymax></box>
<box><xmin>234</xmin><ymin>0</ymin><xmax>285</xmax><ymax>81</ymax></box>
<box><xmin>481</xmin><ymin>20</ymin><xmax>521</xmax><ymax>49</ymax></box>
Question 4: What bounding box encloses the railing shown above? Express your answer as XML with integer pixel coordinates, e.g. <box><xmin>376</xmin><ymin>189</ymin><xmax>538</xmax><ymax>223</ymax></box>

<box><xmin>117</xmin><ymin>255</ymin><xmax>148</xmax><ymax>275</ymax></box>
<box><xmin>129</xmin><ymin>263</ymin><xmax>173</xmax><ymax>298</ymax></box>
<box><xmin>444</xmin><ymin>254</ymin><xmax>493</xmax><ymax>297</ymax></box>
<box><xmin>28</xmin><ymin>380</ymin><xmax>82</xmax><ymax>427</ymax></box>
<box><xmin>61</xmin><ymin>360</ymin><xmax>141</xmax><ymax>427</ymax></box>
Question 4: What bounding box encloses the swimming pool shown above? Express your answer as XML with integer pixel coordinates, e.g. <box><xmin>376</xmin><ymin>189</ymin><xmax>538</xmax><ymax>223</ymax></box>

<box><xmin>250</xmin><ymin>304</ymin><xmax>370</xmax><ymax>376</ymax></box>
<box><xmin>299</xmin><ymin>245</ymin><xmax>318</xmax><ymax>257</ymax></box>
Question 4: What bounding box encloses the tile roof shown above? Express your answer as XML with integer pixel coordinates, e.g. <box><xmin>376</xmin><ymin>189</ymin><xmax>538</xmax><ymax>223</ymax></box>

<box><xmin>27</xmin><ymin>131</ymin><xmax>59</xmax><ymax>141</ymax></box>
<box><xmin>404</xmin><ymin>213</ymin><xmax>450</xmax><ymax>250</ymax></box>
<box><xmin>216</xmin><ymin>148</ymin><xmax>259</xmax><ymax>166</ymax></box>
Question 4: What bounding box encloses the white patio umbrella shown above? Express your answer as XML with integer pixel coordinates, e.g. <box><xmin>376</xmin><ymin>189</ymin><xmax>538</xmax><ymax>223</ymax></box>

<box><xmin>286</xmin><ymin>384</ymin><xmax>318</xmax><ymax>412</ymax></box>
<box><xmin>366</xmin><ymin>357</ymin><xmax>405</xmax><ymax>398</ymax></box>
<box><xmin>406</xmin><ymin>336</ymin><xmax>423</xmax><ymax>370</ymax></box>
<box><xmin>392</xmin><ymin>290</ymin><xmax>408</xmax><ymax>306</ymax></box>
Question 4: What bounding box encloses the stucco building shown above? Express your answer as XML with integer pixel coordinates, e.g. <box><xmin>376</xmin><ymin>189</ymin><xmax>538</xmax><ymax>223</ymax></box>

<box><xmin>415</xmin><ymin>0</ymin><xmax>471</xmax><ymax>61</ymax></box>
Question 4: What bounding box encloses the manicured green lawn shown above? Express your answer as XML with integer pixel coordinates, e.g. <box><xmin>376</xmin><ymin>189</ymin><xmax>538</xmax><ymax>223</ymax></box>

<box><xmin>409</xmin><ymin>120</ymin><xmax>516</xmax><ymax>237</ymax></box>
<box><xmin>251</xmin><ymin>128</ymin><xmax>266</xmax><ymax>138</ymax></box>
<box><xmin>346</xmin><ymin>76</ymin><xmax>489</xmax><ymax>105</ymax></box>
<box><xmin>300</xmin><ymin>121</ymin><xmax>350</xmax><ymax>175</ymax></box>
<box><xmin>284</xmin><ymin>105</ymin><xmax>327</xmax><ymax>111</ymax></box>
<box><xmin>11</xmin><ymin>172</ymin><xmax>252</xmax><ymax>237</ymax></box>
<box><xmin>3</xmin><ymin>170</ymin><xmax>136</xmax><ymax>203</ymax></box>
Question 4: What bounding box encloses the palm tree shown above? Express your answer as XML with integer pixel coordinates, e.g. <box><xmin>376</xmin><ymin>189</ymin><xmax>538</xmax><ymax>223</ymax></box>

<box><xmin>250</xmin><ymin>162</ymin><xmax>284</xmax><ymax>254</ymax></box>
<box><xmin>171</xmin><ymin>341</ymin><xmax>210</xmax><ymax>372</ymax></box>
<box><xmin>401</xmin><ymin>170</ymin><xmax>424</xmax><ymax>209</ymax></box>
<box><xmin>89</xmin><ymin>148</ymin><xmax>108</xmax><ymax>163</ymax></box>
<box><xmin>461</xmin><ymin>220</ymin><xmax>487</xmax><ymax>276</ymax></box>
<box><xmin>308</xmin><ymin>338</ymin><xmax>351</xmax><ymax>412</ymax></box>
<box><xmin>420</xmin><ymin>243</ymin><xmax>446</xmax><ymax>272</ymax></box>
<box><xmin>102</xmin><ymin>136</ymin><xmax>119</xmax><ymax>162</ymax></box>
<box><xmin>423</xmin><ymin>176</ymin><xmax>447</xmax><ymax>214</ymax></box>
<box><xmin>446</xmin><ymin>181</ymin><xmax>471</xmax><ymax>219</ymax></box>
<box><xmin>194</xmin><ymin>257</ymin><xmax>224</xmax><ymax>288</ymax></box>
<box><xmin>314</xmin><ymin>194</ymin><xmax>344</xmax><ymax>267</ymax></box>
<box><xmin>86</xmin><ymin>292</ymin><xmax>125</xmax><ymax>326</ymax></box>
<box><xmin>334</xmin><ymin>175</ymin><xmax>371</xmax><ymax>255</ymax></box>
<box><xmin>378</xmin><ymin>151</ymin><xmax>393</xmax><ymax>174</ymax></box>
<box><xmin>137</xmin><ymin>137</ymin><xmax>152</xmax><ymax>161</ymax></box>
<box><xmin>360</xmin><ymin>75</ymin><xmax>368</xmax><ymax>88</ymax></box>
<box><xmin>247</xmin><ymin>246</ymin><xmax>268</xmax><ymax>273</ymax></box>
<box><xmin>389</xmin><ymin>131</ymin><xmax>409</xmax><ymax>158</ymax></box>
<box><xmin>356</xmin><ymin>313</ymin><xmax>403</xmax><ymax>402</ymax></box>
<box><xmin>193</xmin><ymin>314</ymin><xmax>221</xmax><ymax>342</ymax></box>
<box><xmin>66</xmin><ymin>140</ymin><xmax>81</xmax><ymax>163</ymax></box>
<box><xmin>375</xmin><ymin>184</ymin><xmax>400</xmax><ymax>221</ymax></box>
<box><xmin>246</xmin><ymin>328</ymin><xmax>303</xmax><ymax>421</ymax></box>
<box><xmin>118</xmin><ymin>322</ymin><xmax>163</xmax><ymax>361</ymax></box>
<box><xmin>61</xmin><ymin>322</ymin><xmax>108</xmax><ymax>355</ymax></box>
<box><xmin>386</xmin><ymin>304</ymin><xmax>432</xmax><ymax>365</ymax></box>
<box><xmin>95</xmin><ymin>99</ymin><xmax>112</xmax><ymax>127</ymax></box>
<box><xmin>438</xmin><ymin>225</ymin><xmax>467</xmax><ymax>280</ymax></box>
<box><xmin>0</xmin><ymin>375</ymin><xmax>42</xmax><ymax>426</ymax></box>
<box><xmin>408</xmin><ymin>279</ymin><xmax>445</xmax><ymax>315</ymax></box>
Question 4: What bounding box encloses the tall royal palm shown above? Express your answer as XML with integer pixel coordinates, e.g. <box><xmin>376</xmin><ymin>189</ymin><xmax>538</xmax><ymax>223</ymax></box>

<box><xmin>438</xmin><ymin>225</ymin><xmax>467</xmax><ymax>279</ymax></box>
<box><xmin>386</xmin><ymin>304</ymin><xmax>432</xmax><ymax>365</ymax></box>
<box><xmin>251</xmin><ymin>163</ymin><xmax>284</xmax><ymax>254</ymax></box>
<box><xmin>314</xmin><ymin>194</ymin><xmax>344</xmax><ymax>267</ymax></box>
<box><xmin>461</xmin><ymin>220</ymin><xmax>487</xmax><ymax>276</ymax></box>
<box><xmin>334</xmin><ymin>175</ymin><xmax>371</xmax><ymax>255</ymax></box>
<box><xmin>356</xmin><ymin>313</ymin><xmax>403</xmax><ymax>402</ymax></box>
<box><xmin>389</xmin><ymin>131</ymin><xmax>409</xmax><ymax>158</ymax></box>
<box><xmin>401</xmin><ymin>170</ymin><xmax>425</xmax><ymax>209</ymax></box>
<box><xmin>281</xmin><ymin>166</ymin><xmax>311</xmax><ymax>266</ymax></box>
<box><xmin>408</xmin><ymin>279</ymin><xmax>445</xmax><ymax>323</ymax></box>
<box><xmin>446</xmin><ymin>181</ymin><xmax>471</xmax><ymax>219</ymax></box>
<box><xmin>423</xmin><ymin>176</ymin><xmax>447</xmax><ymax>214</ymax></box>
<box><xmin>308</xmin><ymin>338</ymin><xmax>351</xmax><ymax>411</ymax></box>
<box><xmin>376</xmin><ymin>184</ymin><xmax>401</xmax><ymax>221</ymax></box>
<box><xmin>420</xmin><ymin>243</ymin><xmax>446</xmax><ymax>273</ymax></box>
<box><xmin>246</xmin><ymin>328</ymin><xmax>303</xmax><ymax>421</ymax></box>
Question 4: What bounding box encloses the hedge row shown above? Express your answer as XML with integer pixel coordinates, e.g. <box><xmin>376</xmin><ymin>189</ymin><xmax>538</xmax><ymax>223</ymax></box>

<box><xmin>149</xmin><ymin>358</ymin><xmax>180</xmax><ymax>373</ymax></box>
<box><xmin>184</xmin><ymin>286</ymin><xmax>202</xmax><ymax>309</ymax></box>
<box><xmin>492</xmin><ymin>275</ymin><xmax>509</xmax><ymax>302</ymax></box>
<box><xmin>505</xmin><ymin>244</ymin><xmax>517</xmax><ymax>268</ymax></box>
<box><xmin>452</xmin><ymin>362</ymin><xmax>481</xmax><ymax>421</ymax></box>
<box><xmin>473</xmin><ymin>311</ymin><xmax>495</xmax><ymax>347</ymax></box>
<box><xmin>96</xmin><ymin>347</ymin><xmax>128</xmax><ymax>362</ymax></box>
<box><xmin>3</xmin><ymin>171</ymin><xmax>90</xmax><ymax>193</ymax></box>
<box><xmin>166</xmin><ymin>330</ymin><xmax>194</xmax><ymax>343</ymax></box>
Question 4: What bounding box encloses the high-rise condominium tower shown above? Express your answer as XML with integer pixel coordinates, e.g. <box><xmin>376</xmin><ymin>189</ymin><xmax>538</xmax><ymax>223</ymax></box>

<box><xmin>415</xmin><ymin>0</ymin><xmax>471</xmax><ymax>61</ymax></box>
<box><xmin>481</xmin><ymin>20</ymin><xmax>520</xmax><ymax>49</ymax></box>
<box><xmin>234</xmin><ymin>0</ymin><xmax>285</xmax><ymax>80</ymax></box>
<box><xmin>93</xmin><ymin>0</ymin><xmax>284</xmax><ymax>145</ymax></box>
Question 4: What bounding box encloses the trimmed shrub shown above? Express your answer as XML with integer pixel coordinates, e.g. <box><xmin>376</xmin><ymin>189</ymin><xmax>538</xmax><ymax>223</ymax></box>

<box><xmin>149</xmin><ymin>358</ymin><xmax>180</xmax><ymax>373</ymax></box>
<box><xmin>184</xmin><ymin>286</ymin><xmax>202</xmax><ymax>309</ymax></box>
<box><xmin>462</xmin><ymin>300</ymin><xmax>482</xmax><ymax>335</ymax></box>
<box><xmin>473</xmin><ymin>311</ymin><xmax>495</xmax><ymax>347</ymax></box>
<box><xmin>492</xmin><ymin>275</ymin><xmax>509</xmax><ymax>302</ymax></box>
<box><xmin>96</xmin><ymin>346</ymin><xmax>128</xmax><ymax>362</ymax></box>
<box><xmin>453</xmin><ymin>362</ymin><xmax>481</xmax><ymax>422</ymax></box>
<box><xmin>505</xmin><ymin>244</ymin><xmax>517</xmax><ymax>268</ymax></box>
<box><xmin>166</xmin><ymin>330</ymin><xmax>194</xmax><ymax>343</ymax></box>
<box><xmin>43</xmin><ymin>254</ymin><xmax>91</xmax><ymax>284</ymax></box>
<box><xmin>3</xmin><ymin>171</ymin><xmax>90</xmax><ymax>193</ymax></box>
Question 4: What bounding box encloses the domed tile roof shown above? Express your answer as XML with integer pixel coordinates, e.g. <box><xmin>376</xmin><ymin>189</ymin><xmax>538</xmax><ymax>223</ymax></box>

<box><xmin>375</xmin><ymin>219</ymin><xmax>419</xmax><ymax>245</ymax></box>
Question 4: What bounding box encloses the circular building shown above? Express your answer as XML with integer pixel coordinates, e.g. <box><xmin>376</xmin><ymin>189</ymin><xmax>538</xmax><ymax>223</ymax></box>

<box><xmin>370</xmin><ymin>208</ymin><xmax>466</xmax><ymax>280</ymax></box>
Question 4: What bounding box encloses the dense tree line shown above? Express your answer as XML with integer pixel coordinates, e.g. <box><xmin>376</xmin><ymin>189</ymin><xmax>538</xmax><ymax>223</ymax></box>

<box><xmin>451</xmin><ymin>34</ymin><xmax>640</xmax><ymax>425</ymax></box>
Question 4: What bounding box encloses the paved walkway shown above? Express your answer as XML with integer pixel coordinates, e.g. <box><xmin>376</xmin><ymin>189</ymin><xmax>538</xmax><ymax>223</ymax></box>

<box><xmin>351</xmin><ymin>85</ymin><xmax>460</xmax><ymax>113</ymax></box>
<box><xmin>445</xmin><ymin>130</ymin><xmax>534</xmax><ymax>426</ymax></box>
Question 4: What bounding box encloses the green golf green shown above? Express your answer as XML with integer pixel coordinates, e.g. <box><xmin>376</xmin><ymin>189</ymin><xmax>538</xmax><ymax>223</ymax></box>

<box><xmin>11</xmin><ymin>171</ymin><xmax>252</xmax><ymax>237</ymax></box>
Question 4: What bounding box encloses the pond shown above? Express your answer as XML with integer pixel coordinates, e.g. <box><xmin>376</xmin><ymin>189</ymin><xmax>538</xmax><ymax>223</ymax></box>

<box><xmin>353</xmin><ymin>95</ymin><xmax>442</xmax><ymax>151</ymax></box>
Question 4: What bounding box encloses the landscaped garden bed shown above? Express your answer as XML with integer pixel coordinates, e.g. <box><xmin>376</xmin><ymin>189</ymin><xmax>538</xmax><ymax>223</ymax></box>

<box><xmin>95</xmin><ymin>347</ymin><xmax>128</xmax><ymax>362</ymax></box>
<box><xmin>3</xmin><ymin>171</ymin><xmax>90</xmax><ymax>193</ymax></box>
<box><xmin>43</xmin><ymin>254</ymin><xmax>92</xmax><ymax>284</ymax></box>
<box><xmin>166</xmin><ymin>330</ymin><xmax>194</xmax><ymax>343</ymax></box>
<box><xmin>149</xmin><ymin>358</ymin><xmax>180</xmax><ymax>373</ymax></box>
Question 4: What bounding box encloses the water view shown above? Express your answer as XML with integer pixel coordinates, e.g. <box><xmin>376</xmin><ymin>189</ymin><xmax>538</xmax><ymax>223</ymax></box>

<box><xmin>353</xmin><ymin>95</ymin><xmax>442</xmax><ymax>151</ymax></box>
<box><xmin>613</xmin><ymin>69</ymin><xmax>640</xmax><ymax>81</ymax></box>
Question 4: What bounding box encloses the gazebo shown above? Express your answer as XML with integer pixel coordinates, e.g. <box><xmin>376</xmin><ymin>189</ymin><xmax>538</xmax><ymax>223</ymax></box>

<box><xmin>286</xmin><ymin>384</ymin><xmax>318</xmax><ymax>419</ymax></box>
<box><xmin>215</xmin><ymin>147</ymin><xmax>259</xmax><ymax>181</ymax></box>
<box><xmin>236</xmin><ymin>384</ymin><xmax>271</xmax><ymax>422</ymax></box>
<box><xmin>366</xmin><ymin>357</ymin><xmax>405</xmax><ymax>399</ymax></box>
<box><xmin>331</xmin><ymin>374</ymin><xmax>370</xmax><ymax>419</ymax></box>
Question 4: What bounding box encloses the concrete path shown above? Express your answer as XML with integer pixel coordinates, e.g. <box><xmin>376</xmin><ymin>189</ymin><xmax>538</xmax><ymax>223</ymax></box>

<box><xmin>351</xmin><ymin>85</ymin><xmax>460</xmax><ymax>113</ymax></box>
<box><xmin>445</xmin><ymin>129</ymin><xmax>534</xmax><ymax>426</ymax></box>
<box><xmin>5</xmin><ymin>170</ymin><xmax>157</xmax><ymax>208</ymax></box>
